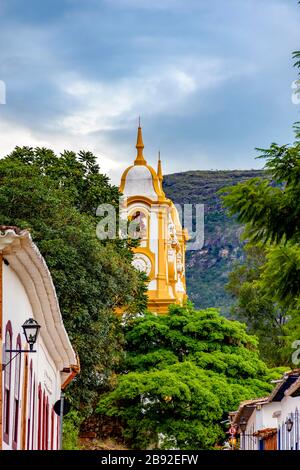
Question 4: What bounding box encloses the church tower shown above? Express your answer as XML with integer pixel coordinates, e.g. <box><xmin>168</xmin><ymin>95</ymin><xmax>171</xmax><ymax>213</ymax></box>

<box><xmin>119</xmin><ymin>124</ymin><xmax>188</xmax><ymax>314</ymax></box>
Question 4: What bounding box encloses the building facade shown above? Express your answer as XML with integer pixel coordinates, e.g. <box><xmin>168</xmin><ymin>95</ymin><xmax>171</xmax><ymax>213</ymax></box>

<box><xmin>120</xmin><ymin>126</ymin><xmax>188</xmax><ymax>314</ymax></box>
<box><xmin>1</xmin><ymin>227</ymin><xmax>79</xmax><ymax>450</ymax></box>
<box><xmin>229</xmin><ymin>370</ymin><xmax>300</xmax><ymax>451</ymax></box>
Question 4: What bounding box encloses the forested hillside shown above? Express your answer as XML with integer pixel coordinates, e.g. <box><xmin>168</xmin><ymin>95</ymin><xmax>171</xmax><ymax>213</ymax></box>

<box><xmin>163</xmin><ymin>170</ymin><xmax>266</xmax><ymax>313</ymax></box>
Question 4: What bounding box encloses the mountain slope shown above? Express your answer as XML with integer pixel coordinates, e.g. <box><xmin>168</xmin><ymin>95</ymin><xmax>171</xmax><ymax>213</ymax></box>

<box><xmin>163</xmin><ymin>170</ymin><xmax>266</xmax><ymax>314</ymax></box>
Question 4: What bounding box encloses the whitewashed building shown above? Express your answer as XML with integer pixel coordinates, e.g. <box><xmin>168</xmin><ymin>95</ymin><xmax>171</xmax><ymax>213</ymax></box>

<box><xmin>229</xmin><ymin>370</ymin><xmax>300</xmax><ymax>450</ymax></box>
<box><xmin>1</xmin><ymin>227</ymin><xmax>79</xmax><ymax>450</ymax></box>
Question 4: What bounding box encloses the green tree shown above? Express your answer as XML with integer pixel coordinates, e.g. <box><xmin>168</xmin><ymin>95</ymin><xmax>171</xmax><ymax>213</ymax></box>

<box><xmin>0</xmin><ymin>147</ymin><xmax>147</xmax><ymax>412</ymax></box>
<box><xmin>221</xmin><ymin>129</ymin><xmax>300</xmax><ymax>359</ymax></box>
<box><xmin>221</xmin><ymin>47</ymin><xmax>300</xmax><ymax>365</ymax></box>
<box><xmin>226</xmin><ymin>245</ymin><xmax>288</xmax><ymax>366</ymax></box>
<box><xmin>97</xmin><ymin>303</ymin><xmax>283</xmax><ymax>450</ymax></box>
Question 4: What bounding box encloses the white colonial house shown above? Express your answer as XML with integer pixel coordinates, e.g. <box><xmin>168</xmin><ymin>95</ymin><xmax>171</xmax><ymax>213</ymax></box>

<box><xmin>229</xmin><ymin>370</ymin><xmax>300</xmax><ymax>450</ymax></box>
<box><xmin>0</xmin><ymin>227</ymin><xmax>79</xmax><ymax>450</ymax></box>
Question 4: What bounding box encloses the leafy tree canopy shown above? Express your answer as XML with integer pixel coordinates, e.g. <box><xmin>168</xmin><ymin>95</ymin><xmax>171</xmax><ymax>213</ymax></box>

<box><xmin>0</xmin><ymin>146</ymin><xmax>147</xmax><ymax>411</ymax></box>
<box><xmin>226</xmin><ymin>245</ymin><xmax>288</xmax><ymax>366</ymax></box>
<box><xmin>221</xmin><ymin>48</ymin><xmax>300</xmax><ymax>366</ymax></box>
<box><xmin>221</xmin><ymin>129</ymin><xmax>300</xmax><ymax>364</ymax></box>
<box><xmin>97</xmin><ymin>303</ymin><xmax>283</xmax><ymax>449</ymax></box>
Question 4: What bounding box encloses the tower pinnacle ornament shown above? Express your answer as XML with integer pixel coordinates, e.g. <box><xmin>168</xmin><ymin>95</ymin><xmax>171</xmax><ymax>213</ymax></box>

<box><xmin>134</xmin><ymin>119</ymin><xmax>147</xmax><ymax>165</ymax></box>
<box><xmin>157</xmin><ymin>150</ymin><xmax>163</xmax><ymax>184</ymax></box>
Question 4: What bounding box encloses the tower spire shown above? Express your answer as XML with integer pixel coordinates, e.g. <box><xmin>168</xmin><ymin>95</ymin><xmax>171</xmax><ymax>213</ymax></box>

<box><xmin>157</xmin><ymin>150</ymin><xmax>163</xmax><ymax>183</ymax></box>
<box><xmin>134</xmin><ymin>118</ymin><xmax>147</xmax><ymax>165</ymax></box>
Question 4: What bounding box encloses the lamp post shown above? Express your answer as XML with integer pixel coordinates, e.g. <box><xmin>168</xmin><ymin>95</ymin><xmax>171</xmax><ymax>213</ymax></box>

<box><xmin>2</xmin><ymin>318</ymin><xmax>41</xmax><ymax>370</ymax></box>
<box><xmin>239</xmin><ymin>417</ymin><xmax>247</xmax><ymax>450</ymax></box>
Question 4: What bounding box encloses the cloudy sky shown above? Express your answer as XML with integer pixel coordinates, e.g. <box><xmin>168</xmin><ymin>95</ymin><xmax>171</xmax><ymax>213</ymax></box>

<box><xmin>0</xmin><ymin>0</ymin><xmax>299</xmax><ymax>183</ymax></box>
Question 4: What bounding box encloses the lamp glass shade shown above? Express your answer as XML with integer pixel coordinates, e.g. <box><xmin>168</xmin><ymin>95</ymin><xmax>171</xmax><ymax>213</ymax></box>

<box><xmin>22</xmin><ymin>318</ymin><xmax>41</xmax><ymax>350</ymax></box>
<box><xmin>286</xmin><ymin>418</ymin><xmax>293</xmax><ymax>433</ymax></box>
<box><xmin>239</xmin><ymin>418</ymin><xmax>247</xmax><ymax>433</ymax></box>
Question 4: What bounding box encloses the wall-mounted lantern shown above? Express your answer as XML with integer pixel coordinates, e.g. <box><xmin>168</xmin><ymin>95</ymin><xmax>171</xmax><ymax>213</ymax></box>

<box><xmin>286</xmin><ymin>417</ymin><xmax>293</xmax><ymax>433</ymax></box>
<box><xmin>2</xmin><ymin>318</ymin><xmax>41</xmax><ymax>370</ymax></box>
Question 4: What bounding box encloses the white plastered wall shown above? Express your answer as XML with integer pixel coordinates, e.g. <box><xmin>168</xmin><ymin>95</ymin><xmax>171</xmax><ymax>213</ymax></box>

<box><xmin>2</xmin><ymin>263</ymin><xmax>61</xmax><ymax>450</ymax></box>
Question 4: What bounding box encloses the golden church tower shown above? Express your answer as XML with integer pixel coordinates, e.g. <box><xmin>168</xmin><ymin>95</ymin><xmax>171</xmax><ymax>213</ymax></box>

<box><xmin>119</xmin><ymin>125</ymin><xmax>188</xmax><ymax>314</ymax></box>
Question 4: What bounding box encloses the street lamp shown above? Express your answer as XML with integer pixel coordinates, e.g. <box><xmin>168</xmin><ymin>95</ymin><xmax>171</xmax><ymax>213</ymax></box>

<box><xmin>2</xmin><ymin>318</ymin><xmax>41</xmax><ymax>370</ymax></box>
<box><xmin>22</xmin><ymin>318</ymin><xmax>41</xmax><ymax>351</ymax></box>
<box><xmin>239</xmin><ymin>417</ymin><xmax>247</xmax><ymax>433</ymax></box>
<box><xmin>286</xmin><ymin>417</ymin><xmax>293</xmax><ymax>433</ymax></box>
<box><xmin>239</xmin><ymin>417</ymin><xmax>247</xmax><ymax>450</ymax></box>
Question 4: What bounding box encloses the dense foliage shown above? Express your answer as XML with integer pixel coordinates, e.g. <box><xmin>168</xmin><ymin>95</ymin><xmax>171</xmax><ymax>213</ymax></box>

<box><xmin>97</xmin><ymin>303</ymin><xmax>283</xmax><ymax>449</ymax></box>
<box><xmin>0</xmin><ymin>147</ymin><xmax>147</xmax><ymax>412</ymax></box>
<box><xmin>225</xmin><ymin>245</ymin><xmax>288</xmax><ymax>366</ymax></box>
<box><xmin>219</xmin><ymin>37</ymin><xmax>300</xmax><ymax>367</ymax></box>
<box><xmin>221</xmin><ymin>130</ymin><xmax>300</xmax><ymax>365</ymax></box>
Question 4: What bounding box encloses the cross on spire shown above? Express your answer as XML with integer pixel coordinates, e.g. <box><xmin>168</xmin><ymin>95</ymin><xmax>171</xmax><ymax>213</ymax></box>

<box><xmin>157</xmin><ymin>150</ymin><xmax>163</xmax><ymax>183</ymax></box>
